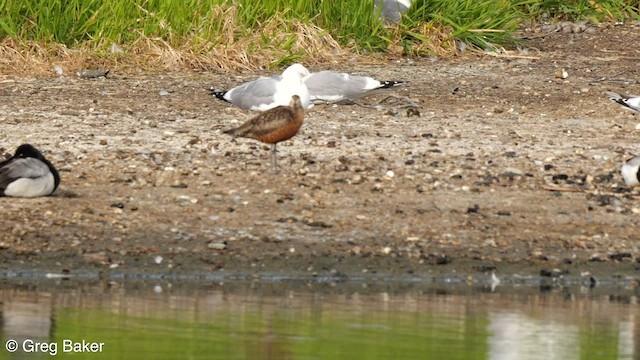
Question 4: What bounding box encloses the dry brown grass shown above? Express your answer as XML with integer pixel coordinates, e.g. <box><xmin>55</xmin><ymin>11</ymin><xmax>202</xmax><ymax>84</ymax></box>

<box><xmin>387</xmin><ymin>22</ymin><xmax>457</xmax><ymax>57</ymax></box>
<box><xmin>0</xmin><ymin>5</ymin><xmax>463</xmax><ymax>77</ymax></box>
<box><xmin>0</xmin><ymin>5</ymin><xmax>376</xmax><ymax>77</ymax></box>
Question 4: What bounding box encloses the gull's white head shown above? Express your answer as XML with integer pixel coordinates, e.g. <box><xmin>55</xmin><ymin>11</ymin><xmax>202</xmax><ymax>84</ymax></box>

<box><xmin>282</xmin><ymin>63</ymin><xmax>311</xmax><ymax>79</ymax></box>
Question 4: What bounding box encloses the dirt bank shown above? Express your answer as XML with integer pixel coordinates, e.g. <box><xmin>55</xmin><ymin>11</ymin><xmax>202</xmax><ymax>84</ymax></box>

<box><xmin>2</xmin><ymin>23</ymin><xmax>640</xmax><ymax>283</ymax></box>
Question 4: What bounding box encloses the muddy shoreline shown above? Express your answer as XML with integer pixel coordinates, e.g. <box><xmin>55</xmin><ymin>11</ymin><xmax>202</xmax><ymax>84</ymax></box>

<box><xmin>2</xmin><ymin>24</ymin><xmax>640</xmax><ymax>284</ymax></box>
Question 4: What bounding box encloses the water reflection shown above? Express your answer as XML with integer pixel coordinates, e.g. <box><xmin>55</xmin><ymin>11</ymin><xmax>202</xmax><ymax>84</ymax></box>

<box><xmin>0</xmin><ymin>281</ymin><xmax>638</xmax><ymax>359</ymax></box>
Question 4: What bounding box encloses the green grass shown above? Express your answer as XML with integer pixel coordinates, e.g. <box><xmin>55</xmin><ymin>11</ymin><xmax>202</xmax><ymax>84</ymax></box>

<box><xmin>404</xmin><ymin>0</ymin><xmax>523</xmax><ymax>51</ymax></box>
<box><xmin>0</xmin><ymin>0</ymin><xmax>638</xmax><ymax>72</ymax></box>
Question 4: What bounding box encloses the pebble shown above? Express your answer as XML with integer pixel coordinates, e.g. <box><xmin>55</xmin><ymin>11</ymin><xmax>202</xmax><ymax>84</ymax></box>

<box><xmin>483</xmin><ymin>239</ymin><xmax>497</xmax><ymax>247</ymax></box>
<box><xmin>385</xmin><ymin>170</ymin><xmax>395</xmax><ymax>178</ymax></box>
<box><xmin>159</xmin><ymin>89</ymin><xmax>170</xmax><ymax>96</ymax></box>
<box><xmin>77</xmin><ymin>69</ymin><xmax>109</xmax><ymax>78</ymax></box>
<box><xmin>555</xmin><ymin>68</ymin><xmax>568</xmax><ymax>79</ymax></box>
<box><xmin>503</xmin><ymin>167</ymin><xmax>525</xmax><ymax>176</ymax></box>
<box><xmin>207</xmin><ymin>242</ymin><xmax>226</xmax><ymax>250</ymax></box>
<box><xmin>154</xmin><ymin>255</ymin><xmax>163</xmax><ymax>264</ymax></box>
<box><xmin>351</xmin><ymin>174</ymin><xmax>364</xmax><ymax>184</ymax></box>
<box><xmin>175</xmin><ymin>195</ymin><xmax>198</xmax><ymax>204</ymax></box>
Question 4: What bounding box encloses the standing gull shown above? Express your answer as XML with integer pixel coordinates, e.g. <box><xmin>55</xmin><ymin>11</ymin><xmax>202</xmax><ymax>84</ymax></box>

<box><xmin>302</xmin><ymin>71</ymin><xmax>405</xmax><ymax>103</ymax></box>
<box><xmin>224</xmin><ymin>95</ymin><xmax>304</xmax><ymax>174</ymax></box>
<box><xmin>0</xmin><ymin>144</ymin><xmax>60</xmax><ymax>197</ymax></box>
<box><xmin>211</xmin><ymin>64</ymin><xmax>311</xmax><ymax>111</ymax></box>
<box><xmin>607</xmin><ymin>91</ymin><xmax>640</xmax><ymax>113</ymax></box>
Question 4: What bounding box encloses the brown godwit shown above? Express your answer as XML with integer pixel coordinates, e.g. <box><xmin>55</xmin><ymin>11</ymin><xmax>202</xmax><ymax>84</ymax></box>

<box><xmin>224</xmin><ymin>95</ymin><xmax>304</xmax><ymax>174</ymax></box>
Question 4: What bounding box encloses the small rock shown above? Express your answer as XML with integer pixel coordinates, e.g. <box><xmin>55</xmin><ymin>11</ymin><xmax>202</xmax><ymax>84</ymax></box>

<box><xmin>77</xmin><ymin>69</ymin><xmax>110</xmax><ymax>78</ymax></box>
<box><xmin>589</xmin><ymin>253</ymin><xmax>607</xmax><ymax>262</ymax></box>
<box><xmin>208</xmin><ymin>242</ymin><xmax>226</xmax><ymax>250</ymax></box>
<box><xmin>435</xmin><ymin>255</ymin><xmax>451</xmax><ymax>265</ymax></box>
<box><xmin>154</xmin><ymin>255</ymin><xmax>163</xmax><ymax>264</ymax></box>
<box><xmin>540</xmin><ymin>268</ymin><xmax>564</xmax><ymax>278</ymax></box>
<box><xmin>503</xmin><ymin>167</ymin><xmax>524</xmax><ymax>176</ymax></box>
<box><xmin>483</xmin><ymin>238</ymin><xmax>497</xmax><ymax>247</ymax></box>
<box><xmin>552</xmin><ymin>174</ymin><xmax>569</xmax><ymax>182</ymax></box>
<box><xmin>555</xmin><ymin>68</ymin><xmax>568</xmax><ymax>79</ymax></box>
<box><xmin>175</xmin><ymin>195</ymin><xmax>198</xmax><ymax>204</ymax></box>
<box><xmin>406</xmin><ymin>108</ymin><xmax>420</xmax><ymax>117</ymax></box>
<box><xmin>609</xmin><ymin>252</ymin><xmax>632</xmax><ymax>262</ymax></box>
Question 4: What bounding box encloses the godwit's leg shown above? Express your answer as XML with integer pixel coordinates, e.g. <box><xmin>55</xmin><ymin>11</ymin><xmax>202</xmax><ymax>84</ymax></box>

<box><xmin>271</xmin><ymin>143</ymin><xmax>278</xmax><ymax>174</ymax></box>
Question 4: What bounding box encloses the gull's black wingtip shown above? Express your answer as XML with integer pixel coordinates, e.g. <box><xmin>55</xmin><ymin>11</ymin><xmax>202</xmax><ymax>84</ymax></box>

<box><xmin>210</xmin><ymin>88</ymin><xmax>230</xmax><ymax>102</ymax></box>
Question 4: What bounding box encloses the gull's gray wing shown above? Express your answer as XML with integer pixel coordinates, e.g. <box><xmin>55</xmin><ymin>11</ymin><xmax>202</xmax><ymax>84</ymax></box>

<box><xmin>224</xmin><ymin>76</ymin><xmax>283</xmax><ymax>110</ymax></box>
<box><xmin>304</xmin><ymin>71</ymin><xmax>372</xmax><ymax>102</ymax></box>
<box><xmin>304</xmin><ymin>71</ymin><xmax>405</xmax><ymax>102</ymax></box>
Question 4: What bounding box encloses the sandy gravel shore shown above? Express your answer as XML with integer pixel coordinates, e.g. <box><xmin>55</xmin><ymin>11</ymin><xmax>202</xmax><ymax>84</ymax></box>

<box><xmin>1</xmin><ymin>24</ymin><xmax>640</xmax><ymax>283</ymax></box>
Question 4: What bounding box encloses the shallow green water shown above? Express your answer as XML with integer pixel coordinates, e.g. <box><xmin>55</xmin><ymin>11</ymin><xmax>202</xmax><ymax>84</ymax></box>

<box><xmin>0</xmin><ymin>281</ymin><xmax>637</xmax><ymax>359</ymax></box>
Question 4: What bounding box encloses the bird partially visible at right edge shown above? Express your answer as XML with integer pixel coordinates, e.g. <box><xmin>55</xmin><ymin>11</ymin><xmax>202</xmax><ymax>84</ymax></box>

<box><xmin>621</xmin><ymin>156</ymin><xmax>640</xmax><ymax>187</ymax></box>
<box><xmin>223</xmin><ymin>95</ymin><xmax>304</xmax><ymax>174</ymax></box>
<box><xmin>0</xmin><ymin>144</ymin><xmax>60</xmax><ymax>197</ymax></box>
<box><xmin>607</xmin><ymin>91</ymin><xmax>640</xmax><ymax>113</ymax></box>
